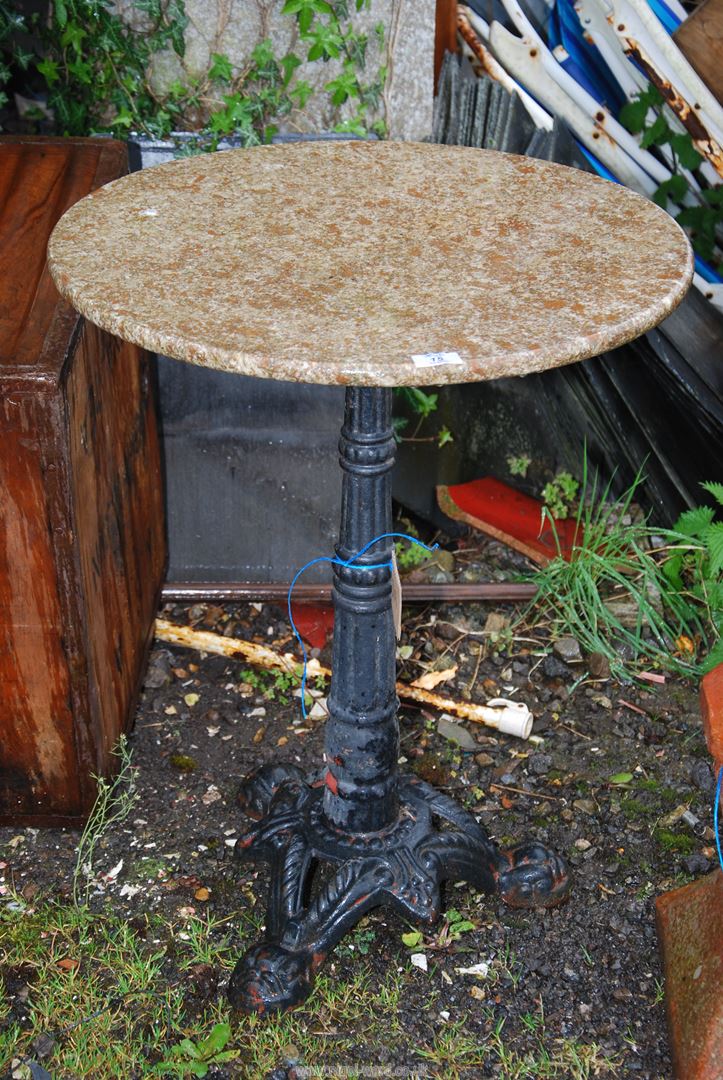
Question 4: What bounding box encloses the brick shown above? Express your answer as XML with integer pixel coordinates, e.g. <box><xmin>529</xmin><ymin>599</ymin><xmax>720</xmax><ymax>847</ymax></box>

<box><xmin>701</xmin><ymin>665</ymin><xmax>723</xmax><ymax>773</ymax></box>
<box><xmin>656</xmin><ymin>871</ymin><xmax>723</xmax><ymax>1079</ymax></box>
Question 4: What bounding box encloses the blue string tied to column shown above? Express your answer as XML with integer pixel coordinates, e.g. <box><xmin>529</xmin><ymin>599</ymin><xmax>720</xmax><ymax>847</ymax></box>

<box><xmin>287</xmin><ymin>532</ymin><xmax>439</xmax><ymax>720</ymax></box>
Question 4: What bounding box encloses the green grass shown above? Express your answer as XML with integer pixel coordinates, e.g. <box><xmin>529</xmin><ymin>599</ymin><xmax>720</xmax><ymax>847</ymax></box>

<box><xmin>525</xmin><ymin>462</ymin><xmax>714</xmax><ymax>681</ymax></box>
<box><xmin>0</xmin><ymin>897</ymin><xmax>408</xmax><ymax>1078</ymax></box>
<box><xmin>414</xmin><ymin>1009</ymin><xmax>618</xmax><ymax>1079</ymax></box>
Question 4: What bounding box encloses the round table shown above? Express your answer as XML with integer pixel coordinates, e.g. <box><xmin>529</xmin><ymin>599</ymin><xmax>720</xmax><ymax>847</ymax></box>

<box><xmin>48</xmin><ymin>140</ymin><xmax>693</xmax><ymax>1015</ymax></box>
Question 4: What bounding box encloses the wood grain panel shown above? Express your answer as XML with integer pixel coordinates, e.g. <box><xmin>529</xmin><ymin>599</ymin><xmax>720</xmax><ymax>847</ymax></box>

<box><xmin>0</xmin><ymin>392</ymin><xmax>81</xmax><ymax>819</ymax></box>
<box><xmin>66</xmin><ymin>321</ymin><xmax>166</xmax><ymax>773</ymax></box>
<box><xmin>674</xmin><ymin>0</ymin><xmax>723</xmax><ymax>106</ymax></box>
<box><xmin>0</xmin><ymin>136</ymin><xmax>166</xmax><ymax>825</ymax></box>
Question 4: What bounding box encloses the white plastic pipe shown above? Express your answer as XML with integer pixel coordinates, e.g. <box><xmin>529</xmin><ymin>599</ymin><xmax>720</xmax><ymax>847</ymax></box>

<box><xmin>576</xmin><ymin>0</ymin><xmax>648</xmax><ymax>100</ymax></box>
<box><xmin>692</xmin><ymin>275</ymin><xmax>723</xmax><ymax>313</ymax></box>
<box><xmin>478</xmin><ymin>698</ymin><xmax>534</xmax><ymax>739</ymax></box>
<box><xmin>626</xmin><ymin>0</ymin><xmax>723</xmax><ymax>144</ymax></box>
<box><xmin>664</xmin><ymin>0</ymin><xmax>688</xmax><ymax>22</ymax></box>
<box><xmin>490</xmin><ymin>23</ymin><xmax>659</xmax><ymax>196</ymax></box>
<box><xmin>496</xmin><ymin>0</ymin><xmax>675</xmax><ymax>186</ymax></box>
<box><xmin>577</xmin><ymin>0</ymin><xmax>706</xmax><ymax>195</ymax></box>
<box><xmin>459</xmin><ymin>7</ymin><xmax>555</xmax><ymax>130</ymax></box>
<box><xmin>606</xmin><ymin>0</ymin><xmax>723</xmax><ymax>150</ymax></box>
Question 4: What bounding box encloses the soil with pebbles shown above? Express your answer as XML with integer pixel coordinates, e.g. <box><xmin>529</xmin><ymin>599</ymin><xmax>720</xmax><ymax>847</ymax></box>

<box><xmin>0</xmin><ymin>536</ymin><xmax>717</xmax><ymax>1079</ymax></box>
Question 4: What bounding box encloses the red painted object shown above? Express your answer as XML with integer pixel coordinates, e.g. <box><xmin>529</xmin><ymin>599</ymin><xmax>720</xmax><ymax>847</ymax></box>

<box><xmin>437</xmin><ymin>477</ymin><xmax>579</xmax><ymax>565</ymax></box>
<box><xmin>701</xmin><ymin>664</ymin><xmax>723</xmax><ymax>772</ymax></box>
<box><xmin>291</xmin><ymin>603</ymin><xmax>335</xmax><ymax>650</ymax></box>
<box><xmin>656</xmin><ymin>870</ymin><xmax>723</xmax><ymax>1079</ymax></box>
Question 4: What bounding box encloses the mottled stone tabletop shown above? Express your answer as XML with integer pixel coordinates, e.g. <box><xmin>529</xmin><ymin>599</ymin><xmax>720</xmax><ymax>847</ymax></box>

<box><xmin>48</xmin><ymin>141</ymin><xmax>693</xmax><ymax>387</ymax></box>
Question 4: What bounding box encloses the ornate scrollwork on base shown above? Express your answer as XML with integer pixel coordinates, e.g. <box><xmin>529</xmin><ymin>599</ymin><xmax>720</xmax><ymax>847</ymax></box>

<box><xmin>228</xmin><ymin>764</ymin><xmax>570</xmax><ymax>1016</ymax></box>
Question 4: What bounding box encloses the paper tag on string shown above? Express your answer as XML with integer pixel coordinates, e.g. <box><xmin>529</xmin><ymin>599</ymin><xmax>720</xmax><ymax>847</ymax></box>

<box><xmin>391</xmin><ymin>548</ymin><xmax>402</xmax><ymax>641</ymax></box>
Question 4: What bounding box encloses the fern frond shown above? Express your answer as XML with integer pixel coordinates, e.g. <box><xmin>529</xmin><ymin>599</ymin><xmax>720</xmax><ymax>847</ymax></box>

<box><xmin>702</xmin><ymin>521</ymin><xmax>723</xmax><ymax>577</ymax></box>
<box><xmin>701</xmin><ymin>637</ymin><xmax>723</xmax><ymax>673</ymax></box>
<box><xmin>700</xmin><ymin>480</ymin><xmax>723</xmax><ymax>507</ymax></box>
<box><xmin>675</xmin><ymin>506</ymin><xmax>715</xmax><ymax>537</ymax></box>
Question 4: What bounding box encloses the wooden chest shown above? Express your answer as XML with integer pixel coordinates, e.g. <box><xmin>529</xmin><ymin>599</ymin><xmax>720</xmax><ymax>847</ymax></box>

<box><xmin>0</xmin><ymin>136</ymin><xmax>166</xmax><ymax>826</ymax></box>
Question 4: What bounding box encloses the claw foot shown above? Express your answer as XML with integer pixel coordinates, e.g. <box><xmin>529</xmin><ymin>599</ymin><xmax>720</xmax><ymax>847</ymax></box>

<box><xmin>497</xmin><ymin>841</ymin><xmax>570</xmax><ymax>909</ymax></box>
<box><xmin>237</xmin><ymin>763</ymin><xmax>307</xmax><ymax>820</ymax></box>
<box><xmin>228</xmin><ymin>943</ymin><xmax>313</xmax><ymax>1015</ymax></box>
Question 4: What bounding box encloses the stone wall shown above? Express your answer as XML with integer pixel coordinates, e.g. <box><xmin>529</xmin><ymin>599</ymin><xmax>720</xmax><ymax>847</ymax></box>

<box><xmin>142</xmin><ymin>0</ymin><xmax>435</xmax><ymax>141</ymax></box>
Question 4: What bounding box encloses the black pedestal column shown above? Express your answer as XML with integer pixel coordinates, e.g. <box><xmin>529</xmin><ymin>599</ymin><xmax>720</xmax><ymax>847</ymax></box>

<box><xmin>228</xmin><ymin>387</ymin><xmax>570</xmax><ymax>1016</ymax></box>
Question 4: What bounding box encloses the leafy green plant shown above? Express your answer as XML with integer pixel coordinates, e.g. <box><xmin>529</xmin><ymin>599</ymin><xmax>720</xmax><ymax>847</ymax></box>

<box><xmin>541</xmin><ymin>470</ymin><xmax>579</xmax><ymax>520</ymax></box>
<box><xmin>154</xmin><ymin>1022</ymin><xmax>239</xmax><ymax>1076</ymax></box>
<box><xmin>340</xmin><ymin>924</ymin><xmax>376</xmax><ymax>955</ymax></box>
<box><xmin>239</xmin><ymin>666</ymin><xmax>303</xmax><ymax>704</ymax></box>
<box><xmin>283</xmin><ymin>0</ymin><xmax>387</xmax><ymax>137</ymax></box>
<box><xmin>437</xmin><ymin>908</ymin><xmax>475</xmax><ymax>944</ymax></box>
<box><xmin>4</xmin><ymin>0</ymin><xmax>387</xmax><ymax>144</ymax></box>
<box><xmin>392</xmin><ymin>387</ymin><xmax>455</xmax><ymax>448</ymax></box>
<box><xmin>526</xmin><ymin>463</ymin><xmax>717</xmax><ymax>680</ymax></box>
<box><xmin>0</xmin><ymin>2</ymin><xmax>31</xmax><ymax>116</ymax></box>
<box><xmin>620</xmin><ymin>83</ymin><xmax>722</xmax><ymax>272</ymax></box>
<box><xmin>34</xmin><ymin>0</ymin><xmax>190</xmax><ymax>138</ymax></box>
<box><xmin>664</xmin><ymin>481</ymin><xmax>723</xmax><ymax>672</ymax></box>
<box><xmin>507</xmin><ymin>454</ymin><xmax>531</xmax><ymax>478</ymax></box>
<box><xmin>73</xmin><ymin>735</ymin><xmax>139</xmax><ymax>906</ymax></box>
<box><xmin>394</xmin><ymin>524</ymin><xmax>432</xmax><ymax>572</ymax></box>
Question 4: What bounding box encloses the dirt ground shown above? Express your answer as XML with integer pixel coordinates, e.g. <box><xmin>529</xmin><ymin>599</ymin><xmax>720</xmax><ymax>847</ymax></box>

<box><xmin>0</xmin><ymin>535</ymin><xmax>717</xmax><ymax>1079</ymax></box>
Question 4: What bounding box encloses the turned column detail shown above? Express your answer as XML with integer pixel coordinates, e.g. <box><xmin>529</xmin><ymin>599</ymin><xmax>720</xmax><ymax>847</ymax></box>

<box><xmin>322</xmin><ymin>387</ymin><xmax>399</xmax><ymax>833</ymax></box>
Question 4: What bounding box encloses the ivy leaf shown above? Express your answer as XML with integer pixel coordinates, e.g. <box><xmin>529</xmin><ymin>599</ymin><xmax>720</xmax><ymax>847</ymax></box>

<box><xmin>619</xmin><ymin>96</ymin><xmax>648</xmax><ymax>134</ymax></box>
<box><xmin>208</xmin><ymin>52</ymin><xmax>233</xmax><ymax>83</ymax></box>
<box><xmin>54</xmin><ymin>0</ymin><xmax>68</xmax><ymax>29</ymax></box>
<box><xmin>61</xmin><ymin>21</ymin><xmax>87</xmax><ymax>55</ymax></box>
<box><xmin>701</xmin><ymin>480</ymin><xmax>723</xmax><ymax>507</ymax></box>
<box><xmin>251</xmin><ymin>39</ymin><xmax>276</xmax><ymax>69</ymax></box>
<box><xmin>111</xmin><ymin>107</ymin><xmax>135</xmax><ymax>128</ymax></box>
<box><xmin>333</xmin><ymin>115</ymin><xmax>366</xmax><ymax>136</ymax></box>
<box><xmin>36</xmin><ymin>57</ymin><xmax>60</xmax><ymax>85</ymax></box>
<box><xmin>280</xmin><ymin>51</ymin><xmax>301</xmax><ymax>86</ymax></box>
<box><xmin>282</xmin><ymin>0</ymin><xmax>333</xmax><ymax>34</ymax></box>
<box><xmin>668</xmin><ymin>132</ymin><xmax>702</xmax><ymax>171</ymax></box>
<box><xmin>392</xmin><ymin>415</ymin><xmax>409</xmax><ymax>442</ymax></box>
<box><xmin>306</xmin><ymin>24</ymin><xmax>343</xmax><ymax>62</ymax></box>
<box><xmin>704</xmin><ymin>187</ymin><xmax>723</xmax><ymax>206</ymax></box>
<box><xmin>290</xmin><ymin>79</ymin><xmax>313</xmax><ymax>108</ymax></box>
<box><xmin>324</xmin><ymin>64</ymin><xmax>357</xmax><ymax>105</ymax></box>
<box><xmin>653</xmin><ymin>173</ymin><xmax>688</xmax><ymax>208</ymax></box>
<box><xmin>67</xmin><ymin>58</ymin><xmax>93</xmax><ymax>84</ymax></box>
<box><xmin>401</xmin><ymin>386</ymin><xmax>438</xmax><ymax>418</ymax></box>
<box><xmin>640</xmin><ymin>113</ymin><xmax>669</xmax><ymax>149</ymax></box>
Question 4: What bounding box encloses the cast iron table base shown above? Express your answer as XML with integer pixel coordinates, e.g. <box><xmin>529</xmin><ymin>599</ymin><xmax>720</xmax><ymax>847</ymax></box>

<box><xmin>229</xmin><ymin>764</ymin><xmax>569</xmax><ymax>1014</ymax></box>
<box><xmin>228</xmin><ymin>387</ymin><xmax>570</xmax><ymax>1016</ymax></box>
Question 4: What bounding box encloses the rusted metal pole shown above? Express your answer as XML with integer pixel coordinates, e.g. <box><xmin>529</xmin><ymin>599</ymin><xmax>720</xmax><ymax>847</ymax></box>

<box><xmin>161</xmin><ymin>581</ymin><xmax>537</xmax><ymax>603</ymax></box>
